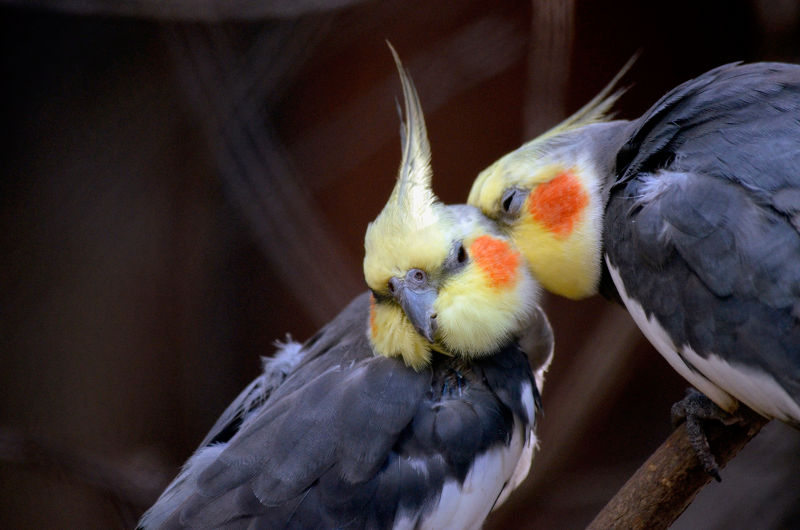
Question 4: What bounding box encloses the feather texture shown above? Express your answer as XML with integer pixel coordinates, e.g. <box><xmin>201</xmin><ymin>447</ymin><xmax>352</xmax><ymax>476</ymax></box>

<box><xmin>606</xmin><ymin>62</ymin><xmax>800</xmax><ymax>421</ymax></box>
<box><xmin>139</xmin><ymin>294</ymin><xmax>547</xmax><ymax>528</ymax></box>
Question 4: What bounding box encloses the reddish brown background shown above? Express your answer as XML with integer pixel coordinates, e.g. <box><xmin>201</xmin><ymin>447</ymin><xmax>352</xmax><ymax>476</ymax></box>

<box><xmin>2</xmin><ymin>1</ymin><xmax>799</xmax><ymax>528</ymax></box>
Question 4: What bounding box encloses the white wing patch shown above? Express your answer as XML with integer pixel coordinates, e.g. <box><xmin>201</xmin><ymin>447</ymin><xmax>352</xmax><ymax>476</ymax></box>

<box><xmin>401</xmin><ymin>415</ymin><xmax>532</xmax><ymax>530</ymax></box>
<box><xmin>607</xmin><ymin>257</ymin><xmax>800</xmax><ymax>423</ymax></box>
<box><xmin>491</xmin><ymin>381</ymin><xmax>537</xmax><ymax>509</ymax></box>
<box><xmin>519</xmin><ymin>380</ymin><xmax>537</xmax><ymax>426</ymax></box>
<box><xmin>494</xmin><ymin>421</ymin><xmax>535</xmax><ymax>510</ymax></box>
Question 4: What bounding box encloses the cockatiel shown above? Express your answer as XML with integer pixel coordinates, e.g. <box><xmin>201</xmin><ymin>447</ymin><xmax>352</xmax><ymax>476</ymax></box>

<box><xmin>138</xmin><ymin>47</ymin><xmax>553</xmax><ymax>529</ymax></box>
<box><xmin>469</xmin><ymin>62</ymin><xmax>800</xmax><ymax>477</ymax></box>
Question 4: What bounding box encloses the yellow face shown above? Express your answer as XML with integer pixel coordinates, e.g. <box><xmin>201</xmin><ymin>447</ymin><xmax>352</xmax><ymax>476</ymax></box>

<box><xmin>365</xmin><ymin>46</ymin><xmax>540</xmax><ymax>369</ymax></box>
<box><xmin>468</xmin><ymin>55</ymin><xmax>630</xmax><ymax>299</ymax></box>
<box><xmin>435</xmin><ymin>231</ymin><xmax>539</xmax><ymax>356</ymax></box>
<box><xmin>469</xmin><ymin>157</ymin><xmax>604</xmax><ymax>300</ymax></box>
<box><xmin>365</xmin><ymin>209</ymin><xmax>539</xmax><ymax>370</ymax></box>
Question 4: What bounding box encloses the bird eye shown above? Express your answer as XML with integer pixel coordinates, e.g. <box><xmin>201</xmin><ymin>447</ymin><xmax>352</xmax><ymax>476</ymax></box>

<box><xmin>388</xmin><ymin>278</ymin><xmax>396</xmax><ymax>293</ymax></box>
<box><xmin>500</xmin><ymin>188</ymin><xmax>526</xmax><ymax>218</ymax></box>
<box><xmin>457</xmin><ymin>244</ymin><xmax>467</xmax><ymax>263</ymax></box>
<box><xmin>405</xmin><ymin>268</ymin><xmax>428</xmax><ymax>287</ymax></box>
<box><xmin>502</xmin><ymin>194</ymin><xmax>514</xmax><ymax>212</ymax></box>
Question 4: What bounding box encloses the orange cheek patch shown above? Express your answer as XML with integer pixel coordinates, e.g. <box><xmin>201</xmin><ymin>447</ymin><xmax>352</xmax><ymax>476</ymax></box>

<box><xmin>528</xmin><ymin>171</ymin><xmax>589</xmax><ymax>237</ymax></box>
<box><xmin>369</xmin><ymin>293</ymin><xmax>377</xmax><ymax>337</ymax></box>
<box><xmin>470</xmin><ymin>235</ymin><xmax>520</xmax><ymax>288</ymax></box>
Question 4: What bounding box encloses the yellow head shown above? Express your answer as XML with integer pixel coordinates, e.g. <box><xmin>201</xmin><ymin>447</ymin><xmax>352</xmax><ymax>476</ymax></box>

<box><xmin>364</xmin><ymin>47</ymin><xmax>540</xmax><ymax>370</ymax></box>
<box><xmin>468</xmin><ymin>60</ymin><xmax>633</xmax><ymax>300</ymax></box>
<box><xmin>468</xmin><ymin>138</ymin><xmax>605</xmax><ymax>300</ymax></box>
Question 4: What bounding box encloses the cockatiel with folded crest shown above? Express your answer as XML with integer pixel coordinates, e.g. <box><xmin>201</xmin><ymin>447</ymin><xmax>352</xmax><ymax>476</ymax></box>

<box><xmin>138</xmin><ymin>47</ymin><xmax>553</xmax><ymax>529</ymax></box>
<box><xmin>469</xmin><ymin>61</ymin><xmax>800</xmax><ymax>477</ymax></box>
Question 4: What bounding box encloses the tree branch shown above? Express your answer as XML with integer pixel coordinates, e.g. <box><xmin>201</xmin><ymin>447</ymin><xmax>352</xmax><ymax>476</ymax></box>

<box><xmin>587</xmin><ymin>409</ymin><xmax>768</xmax><ymax>529</ymax></box>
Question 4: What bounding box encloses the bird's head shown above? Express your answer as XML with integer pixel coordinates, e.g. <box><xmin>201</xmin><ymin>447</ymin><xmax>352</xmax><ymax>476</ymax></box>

<box><xmin>363</xmin><ymin>48</ymin><xmax>540</xmax><ymax>370</ymax></box>
<box><xmin>468</xmin><ymin>60</ymin><xmax>634</xmax><ymax>300</ymax></box>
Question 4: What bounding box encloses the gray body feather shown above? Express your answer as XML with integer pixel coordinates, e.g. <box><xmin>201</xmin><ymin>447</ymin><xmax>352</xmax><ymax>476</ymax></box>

<box><xmin>603</xmin><ymin>62</ymin><xmax>800</xmax><ymax>421</ymax></box>
<box><xmin>139</xmin><ymin>293</ymin><xmax>544</xmax><ymax>528</ymax></box>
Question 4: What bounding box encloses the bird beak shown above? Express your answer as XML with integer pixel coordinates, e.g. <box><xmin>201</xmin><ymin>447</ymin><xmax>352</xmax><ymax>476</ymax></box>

<box><xmin>395</xmin><ymin>282</ymin><xmax>438</xmax><ymax>343</ymax></box>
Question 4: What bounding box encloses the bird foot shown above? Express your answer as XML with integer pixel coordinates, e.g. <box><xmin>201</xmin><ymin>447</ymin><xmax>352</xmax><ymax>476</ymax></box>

<box><xmin>670</xmin><ymin>388</ymin><xmax>741</xmax><ymax>482</ymax></box>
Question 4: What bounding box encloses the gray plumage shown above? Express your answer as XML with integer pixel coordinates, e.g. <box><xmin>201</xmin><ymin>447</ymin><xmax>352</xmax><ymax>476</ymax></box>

<box><xmin>603</xmin><ymin>62</ymin><xmax>800</xmax><ymax>422</ymax></box>
<box><xmin>139</xmin><ymin>293</ymin><xmax>548</xmax><ymax>529</ymax></box>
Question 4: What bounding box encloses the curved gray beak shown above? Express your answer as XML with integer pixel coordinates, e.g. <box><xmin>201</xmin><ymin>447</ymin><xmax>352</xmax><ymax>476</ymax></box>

<box><xmin>399</xmin><ymin>287</ymin><xmax>438</xmax><ymax>342</ymax></box>
<box><xmin>390</xmin><ymin>270</ymin><xmax>438</xmax><ymax>343</ymax></box>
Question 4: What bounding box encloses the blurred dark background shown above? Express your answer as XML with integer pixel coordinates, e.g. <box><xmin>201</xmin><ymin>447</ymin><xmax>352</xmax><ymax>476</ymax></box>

<box><xmin>2</xmin><ymin>1</ymin><xmax>799</xmax><ymax>528</ymax></box>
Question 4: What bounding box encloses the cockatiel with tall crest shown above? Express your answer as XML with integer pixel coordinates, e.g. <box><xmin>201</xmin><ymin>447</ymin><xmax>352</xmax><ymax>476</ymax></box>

<box><xmin>469</xmin><ymin>61</ymin><xmax>800</xmax><ymax>478</ymax></box>
<box><xmin>138</xmin><ymin>46</ymin><xmax>553</xmax><ymax>529</ymax></box>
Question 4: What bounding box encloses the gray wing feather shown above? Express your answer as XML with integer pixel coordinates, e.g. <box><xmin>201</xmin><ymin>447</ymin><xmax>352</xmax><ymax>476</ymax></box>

<box><xmin>141</xmin><ymin>292</ymin><xmax>540</xmax><ymax>529</ymax></box>
<box><xmin>198</xmin><ymin>338</ymin><xmax>305</xmax><ymax>450</ymax></box>
<box><xmin>142</xmin><ymin>293</ymin><xmax>434</xmax><ymax>529</ymax></box>
<box><xmin>606</xmin><ymin>62</ymin><xmax>800</xmax><ymax>407</ymax></box>
<box><xmin>138</xmin><ymin>339</ymin><xmax>306</xmax><ymax>529</ymax></box>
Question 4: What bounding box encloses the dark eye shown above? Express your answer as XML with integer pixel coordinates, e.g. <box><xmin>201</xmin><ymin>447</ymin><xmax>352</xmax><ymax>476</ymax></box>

<box><xmin>500</xmin><ymin>187</ymin><xmax>526</xmax><ymax>218</ymax></box>
<box><xmin>502</xmin><ymin>193</ymin><xmax>514</xmax><ymax>212</ymax></box>
<box><xmin>457</xmin><ymin>244</ymin><xmax>467</xmax><ymax>263</ymax></box>
<box><xmin>388</xmin><ymin>279</ymin><xmax>396</xmax><ymax>293</ymax></box>
<box><xmin>413</xmin><ymin>270</ymin><xmax>424</xmax><ymax>282</ymax></box>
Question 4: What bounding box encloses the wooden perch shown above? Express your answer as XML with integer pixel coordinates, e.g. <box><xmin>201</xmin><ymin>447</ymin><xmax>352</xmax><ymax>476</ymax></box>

<box><xmin>587</xmin><ymin>410</ymin><xmax>768</xmax><ymax>529</ymax></box>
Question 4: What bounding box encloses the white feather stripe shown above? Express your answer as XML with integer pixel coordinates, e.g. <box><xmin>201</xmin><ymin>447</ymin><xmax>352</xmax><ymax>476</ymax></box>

<box><xmin>519</xmin><ymin>381</ymin><xmax>537</xmax><ymax>426</ymax></box>
<box><xmin>606</xmin><ymin>258</ymin><xmax>800</xmax><ymax>423</ymax></box>
<box><xmin>405</xmin><ymin>417</ymin><xmax>529</xmax><ymax>530</ymax></box>
<box><xmin>494</xmin><ymin>428</ymin><xmax>535</xmax><ymax>510</ymax></box>
<box><xmin>493</xmin><ymin>381</ymin><xmax>536</xmax><ymax>509</ymax></box>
